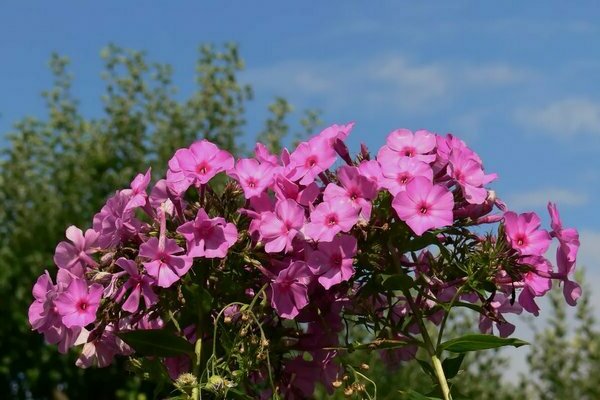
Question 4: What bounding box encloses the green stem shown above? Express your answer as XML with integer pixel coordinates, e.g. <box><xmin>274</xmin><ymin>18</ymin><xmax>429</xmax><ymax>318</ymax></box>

<box><xmin>431</xmin><ymin>354</ymin><xmax>451</xmax><ymax>400</ymax></box>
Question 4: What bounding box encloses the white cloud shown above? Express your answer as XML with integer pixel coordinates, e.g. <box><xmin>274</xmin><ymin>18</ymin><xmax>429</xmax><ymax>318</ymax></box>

<box><xmin>508</xmin><ymin>187</ymin><xmax>588</xmax><ymax>209</ymax></box>
<box><xmin>515</xmin><ymin>98</ymin><xmax>600</xmax><ymax>137</ymax></box>
<box><xmin>244</xmin><ymin>55</ymin><xmax>532</xmax><ymax>115</ymax></box>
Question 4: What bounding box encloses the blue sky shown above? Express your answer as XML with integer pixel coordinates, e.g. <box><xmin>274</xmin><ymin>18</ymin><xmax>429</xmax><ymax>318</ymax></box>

<box><xmin>2</xmin><ymin>0</ymin><xmax>600</xmax><ymax>377</ymax></box>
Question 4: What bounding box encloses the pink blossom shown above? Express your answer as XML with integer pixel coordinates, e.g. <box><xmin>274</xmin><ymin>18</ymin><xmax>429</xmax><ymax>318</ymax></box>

<box><xmin>548</xmin><ymin>202</ymin><xmax>580</xmax><ymax>263</ymax></box>
<box><xmin>114</xmin><ymin>258</ymin><xmax>158</xmax><ymax>313</ymax></box>
<box><xmin>448</xmin><ymin>151</ymin><xmax>496</xmax><ymax>204</ymax></box>
<box><xmin>271</xmin><ymin>261</ymin><xmax>312</xmax><ymax>319</ymax></box>
<box><xmin>254</xmin><ymin>142</ymin><xmax>280</xmax><ymax>166</ymax></box>
<box><xmin>317</xmin><ymin>122</ymin><xmax>354</xmax><ymax>143</ymax></box>
<box><xmin>273</xmin><ymin>175</ymin><xmax>320</xmax><ymax>206</ymax></box>
<box><xmin>93</xmin><ymin>190</ymin><xmax>144</xmax><ymax>248</ymax></box>
<box><xmin>287</xmin><ymin>136</ymin><xmax>337</xmax><ymax>185</ymax></box>
<box><xmin>259</xmin><ymin>199</ymin><xmax>306</xmax><ymax>253</ymax></box>
<box><xmin>166</xmin><ymin>140</ymin><xmax>234</xmax><ymax>194</ymax></box>
<box><xmin>177</xmin><ymin>208</ymin><xmax>238</xmax><ymax>258</ymax></box>
<box><xmin>54</xmin><ymin>226</ymin><xmax>99</xmax><ymax>277</ymax></box>
<box><xmin>357</xmin><ymin>159</ymin><xmax>384</xmax><ymax>188</ymax></box>
<box><xmin>556</xmin><ymin>250</ymin><xmax>582</xmax><ymax>306</ymax></box>
<box><xmin>307</xmin><ymin>235</ymin><xmax>357</xmax><ymax>289</ymax></box>
<box><xmin>54</xmin><ymin>278</ymin><xmax>103</xmax><ymax>328</ymax></box>
<box><xmin>504</xmin><ymin>211</ymin><xmax>551</xmax><ymax>256</ymax></box>
<box><xmin>323</xmin><ymin>166</ymin><xmax>378</xmax><ymax>219</ymax></box>
<box><xmin>124</xmin><ymin>168</ymin><xmax>151</xmax><ymax>213</ymax></box>
<box><xmin>379</xmin><ymin>157</ymin><xmax>433</xmax><ymax>196</ymax></box>
<box><xmin>392</xmin><ymin>177</ymin><xmax>455</xmax><ymax>236</ymax></box>
<box><xmin>378</xmin><ymin>129</ymin><xmax>437</xmax><ymax>165</ymax></box>
<box><xmin>140</xmin><ymin>237</ymin><xmax>193</xmax><ymax>288</ymax></box>
<box><xmin>479</xmin><ymin>293</ymin><xmax>522</xmax><ymax>337</ymax></box>
<box><xmin>518</xmin><ymin>256</ymin><xmax>552</xmax><ymax>316</ymax></box>
<box><xmin>305</xmin><ymin>199</ymin><xmax>359</xmax><ymax>242</ymax></box>
<box><xmin>229</xmin><ymin>158</ymin><xmax>274</xmax><ymax>199</ymax></box>
<box><xmin>76</xmin><ymin>325</ymin><xmax>131</xmax><ymax>368</ymax></box>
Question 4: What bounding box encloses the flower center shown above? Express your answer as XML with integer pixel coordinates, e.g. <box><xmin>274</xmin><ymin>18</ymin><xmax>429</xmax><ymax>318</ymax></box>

<box><xmin>331</xmin><ymin>254</ymin><xmax>343</xmax><ymax>268</ymax></box>
<box><xmin>196</xmin><ymin>162</ymin><xmax>211</xmax><ymax>175</ymax></box>
<box><xmin>397</xmin><ymin>173</ymin><xmax>410</xmax><ymax>185</ymax></box>
<box><xmin>516</xmin><ymin>235</ymin><xmax>527</xmax><ymax>247</ymax></box>
<box><xmin>402</xmin><ymin>147</ymin><xmax>416</xmax><ymax>157</ymax></box>
<box><xmin>418</xmin><ymin>203</ymin><xmax>429</xmax><ymax>215</ymax></box>
<box><xmin>77</xmin><ymin>300</ymin><xmax>88</xmax><ymax>312</ymax></box>
<box><xmin>246</xmin><ymin>178</ymin><xmax>257</xmax><ymax>188</ymax></box>
<box><xmin>326</xmin><ymin>214</ymin><xmax>339</xmax><ymax>226</ymax></box>
<box><xmin>305</xmin><ymin>156</ymin><xmax>318</xmax><ymax>168</ymax></box>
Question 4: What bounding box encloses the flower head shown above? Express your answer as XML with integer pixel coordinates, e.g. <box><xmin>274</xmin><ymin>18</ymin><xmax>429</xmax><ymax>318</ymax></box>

<box><xmin>54</xmin><ymin>226</ymin><xmax>99</xmax><ymax>277</ymax></box>
<box><xmin>307</xmin><ymin>235</ymin><xmax>357</xmax><ymax>289</ymax></box>
<box><xmin>392</xmin><ymin>177</ymin><xmax>454</xmax><ymax>236</ymax></box>
<box><xmin>305</xmin><ymin>199</ymin><xmax>359</xmax><ymax>242</ymax></box>
<box><xmin>504</xmin><ymin>211</ymin><xmax>551</xmax><ymax>256</ymax></box>
<box><xmin>259</xmin><ymin>199</ymin><xmax>306</xmax><ymax>253</ymax></box>
<box><xmin>177</xmin><ymin>208</ymin><xmax>238</xmax><ymax>258</ymax></box>
<box><xmin>54</xmin><ymin>278</ymin><xmax>103</xmax><ymax>328</ymax></box>
<box><xmin>271</xmin><ymin>261</ymin><xmax>312</xmax><ymax>319</ymax></box>
<box><xmin>229</xmin><ymin>158</ymin><xmax>274</xmax><ymax>199</ymax></box>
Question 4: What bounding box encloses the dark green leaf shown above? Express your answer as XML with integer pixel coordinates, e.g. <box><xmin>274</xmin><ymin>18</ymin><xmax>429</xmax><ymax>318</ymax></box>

<box><xmin>442</xmin><ymin>353</ymin><xmax>465</xmax><ymax>379</ymax></box>
<box><xmin>118</xmin><ymin>329</ymin><xmax>194</xmax><ymax>357</ymax></box>
<box><xmin>440</xmin><ymin>334</ymin><xmax>529</xmax><ymax>353</ymax></box>
<box><xmin>416</xmin><ymin>359</ymin><xmax>435</xmax><ymax>378</ymax></box>
<box><xmin>382</xmin><ymin>273</ymin><xmax>414</xmax><ymax>291</ymax></box>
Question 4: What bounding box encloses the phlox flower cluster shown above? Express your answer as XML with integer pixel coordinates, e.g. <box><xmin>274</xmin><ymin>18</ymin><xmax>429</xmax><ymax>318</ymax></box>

<box><xmin>29</xmin><ymin>123</ymin><xmax>580</xmax><ymax>399</ymax></box>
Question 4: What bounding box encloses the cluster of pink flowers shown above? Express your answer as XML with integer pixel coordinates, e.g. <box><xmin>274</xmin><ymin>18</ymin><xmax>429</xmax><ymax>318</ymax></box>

<box><xmin>29</xmin><ymin>123</ymin><xmax>580</xmax><ymax>398</ymax></box>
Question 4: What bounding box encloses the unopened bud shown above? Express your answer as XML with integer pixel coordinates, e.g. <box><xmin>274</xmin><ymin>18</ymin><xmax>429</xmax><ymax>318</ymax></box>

<box><xmin>344</xmin><ymin>387</ymin><xmax>354</xmax><ymax>397</ymax></box>
<box><xmin>224</xmin><ymin>316</ymin><xmax>232</xmax><ymax>324</ymax></box>
<box><xmin>360</xmin><ymin>363</ymin><xmax>369</xmax><ymax>371</ymax></box>
<box><xmin>332</xmin><ymin>380</ymin><xmax>343</xmax><ymax>388</ymax></box>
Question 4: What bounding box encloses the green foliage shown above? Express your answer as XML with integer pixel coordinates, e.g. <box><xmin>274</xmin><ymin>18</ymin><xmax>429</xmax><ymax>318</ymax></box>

<box><xmin>0</xmin><ymin>43</ymin><xmax>321</xmax><ymax>399</ymax></box>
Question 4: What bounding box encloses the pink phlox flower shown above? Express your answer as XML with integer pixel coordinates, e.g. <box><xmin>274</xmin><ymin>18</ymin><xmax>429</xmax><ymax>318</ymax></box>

<box><xmin>556</xmin><ymin>249</ymin><xmax>582</xmax><ymax>306</ymax></box>
<box><xmin>379</xmin><ymin>128</ymin><xmax>437</xmax><ymax>164</ymax></box>
<box><xmin>379</xmin><ymin>333</ymin><xmax>417</xmax><ymax>367</ymax></box>
<box><xmin>434</xmin><ymin>133</ymin><xmax>482</xmax><ymax>173</ymax></box>
<box><xmin>504</xmin><ymin>211</ymin><xmax>551</xmax><ymax>256</ymax></box>
<box><xmin>54</xmin><ymin>278</ymin><xmax>103</xmax><ymax>328</ymax></box>
<box><xmin>323</xmin><ymin>166</ymin><xmax>377</xmax><ymax>219</ymax></box>
<box><xmin>317</xmin><ymin>122</ymin><xmax>355</xmax><ymax>143</ymax></box>
<box><xmin>177</xmin><ymin>208</ymin><xmax>238</xmax><ymax>259</ymax></box>
<box><xmin>282</xmin><ymin>351</ymin><xmax>340</xmax><ymax>398</ymax></box>
<box><xmin>307</xmin><ymin>235</ymin><xmax>357</xmax><ymax>289</ymax></box>
<box><xmin>54</xmin><ymin>226</ymin><xmax>99</xmax><ymax>277</ymax></box>
<box><xmin>518</xmin><ymin>256</ymin><xmax>552</xmax><ymax>316</ymax></box>
<box><xmin>380</xmin><ymin>157</ymin><xmax>433</xmax><ymax>196</ymax></box>
<box><xmin>254</xmin><ymin>142</ymin><xmax>280</xmax><ymax>166</ymax></box>
<box><xmin>150</xmin><ymin>179</ymin><xmax>185</xmax><ymax>217</ymax></box>
<box><xmin>76</xmin><ymin>324</ymin><xmax>131</xmax><ymax>368</ymax></box>
<box><xmin>270</xmin><ymin>261</ymin><xmax>312</xmax><ymax>319</ymax></box>
<box><xmin>124</xmin><ymin>168</ymin><xmax>151</xmax><ymax>213</ymax></box>
<box><xmin>93</xmin><ymin>190</ymin><xmax>144</xmax><ymax>248</ymax></box>
<box><xmin>229</xmin><ymin>158</ymin><xmax>274</xmax><ymax>199</ymax></box>
<box><xmin>548</xmin><ymin>202</ymin><xmax>580</xmax><ymax>264</ymax></box>
<box><xmin>114</xmin><ymin>258</ymin><xmax>158</xmax><ymax>313</ymax></box>
<box><xmin>259</xmin><ymin>199</ymin><xmax>306</xmax><ymax>253</ymax></box>
<box><xmin>357</xmin><ymin>159</ymin><xmax>384</xmax><ymax>188</ymax></box>
<box><xmin>166</xmin><ymin>140</ymin><xmax>234</xmax><ymax>194</ymax></box>
<box><xmin>140</xmin><ymin>236</ymin><xmax>193</xmax><ymax>288</ymax></box>
<box><xmin>305</xmin><ymin>199</ymin><xmax>359</xmax><ymax>242</ymax></box>
<box><xmin>392</xmin><ymin>177</ymin><xmax>455</xmax><ymax>236</ymax></box>
<box><xmin>287</xmin><ymin>135</ymin><xmax>337</xmax><ymax>185</ymax></box>
<box><xmin>448</xmin><ymin>150</ymin><xmax>497</xmax><ymax>204</ymax></box>
<box><xmin>273</xmin><ymin>174</ymin><xmax>320</xmax><ymax>207</ymax></box>
<box><xmin>479</xmin><ymin>293</ymin><xmax>522</xmax><ymax>337</ymax></box>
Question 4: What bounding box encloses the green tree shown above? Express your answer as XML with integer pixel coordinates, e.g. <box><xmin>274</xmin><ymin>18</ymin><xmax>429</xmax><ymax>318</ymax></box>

<box><xmin>0</xmin><ymin>43</ymin><xmax>320</xmax><ymax>400</ymax></box>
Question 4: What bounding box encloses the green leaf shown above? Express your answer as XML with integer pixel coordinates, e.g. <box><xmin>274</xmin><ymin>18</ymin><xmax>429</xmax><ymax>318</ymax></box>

<box><xmin>382</xmin><ymin>273</ymin><xmax>414</xmax><ymax>291</ymax></box>
<box><xmin>416</xmin><ymin>359</ymin><xmax>435</xmax><ymax>379</ymax></box>
<box><xmin>400</xmin><ymin>389</ymin><xmax>442</xmax><ymax>400</ymax></box>
<box><xmin>118</xmin><ymin>329</ymin><xmax>194</xmax><ymax>357</ymax></box>
<box><xmin>440</xmin><ymin>334</ymin><xmax>529</xmax><ymax>353</ymax></box>
<box><xmin>442</xmin><ymin>353</ymin><xmax>465</xmax><ymax>379</ymax></box>
<box><xmin>405</xmin><ymin>232</ymin><xmax>439</xmax><ymax>252</ymax></box>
